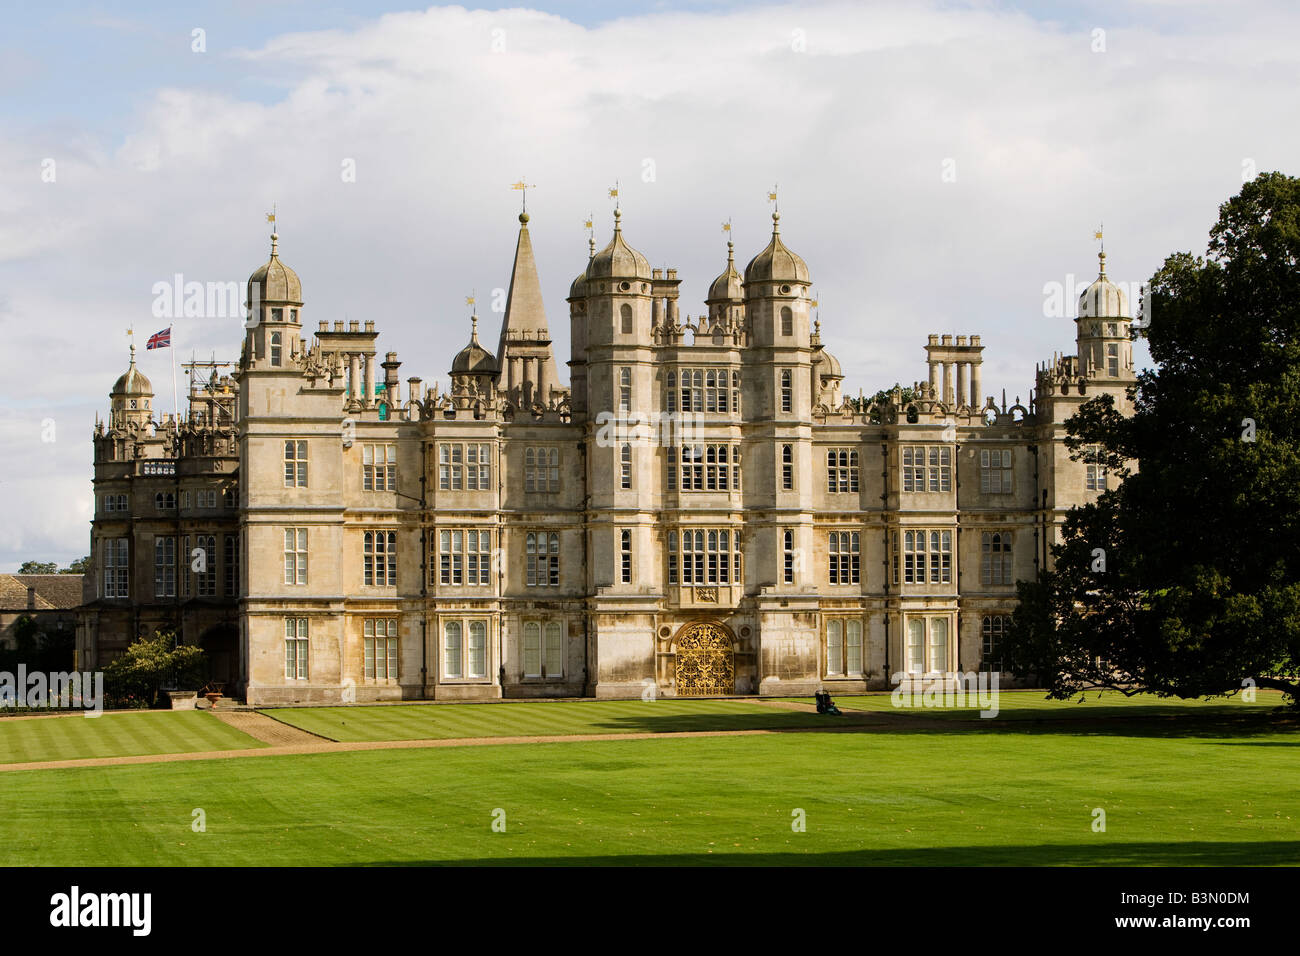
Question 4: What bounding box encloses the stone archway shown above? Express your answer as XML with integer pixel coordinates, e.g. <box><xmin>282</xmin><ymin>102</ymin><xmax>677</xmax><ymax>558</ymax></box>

<box><xmin>673</xmin><ymin>621</ymin><xmax>735</xmax><ymax>696</ymax></box>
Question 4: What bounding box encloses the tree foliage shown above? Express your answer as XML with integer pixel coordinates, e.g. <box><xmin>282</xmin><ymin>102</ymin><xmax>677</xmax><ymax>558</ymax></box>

<box><xmin>103</xmin><ymin>629</ymin><xmax>207</xmax><ymax>708</ymax></box>
<box><xmin>17</xmin><ymin>561</ymin><xmax>58</xmax><ymax>574</ymax></box>
<box><xmin>1004</xmin><ymin>172</ymin><xmax>1300</xmax><ymax>705</ymax></box>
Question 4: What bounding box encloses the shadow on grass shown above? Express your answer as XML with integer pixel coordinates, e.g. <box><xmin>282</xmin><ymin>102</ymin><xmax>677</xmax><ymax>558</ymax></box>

<box><xmin>582</xmin><ymin>709</ymin><xmax>1300</xmax><ymax>741</ymax></box>
<box><xmin>362</xmin><ymin>839</ymin><xmax>1300</xmax><ymax>867</ymax></box>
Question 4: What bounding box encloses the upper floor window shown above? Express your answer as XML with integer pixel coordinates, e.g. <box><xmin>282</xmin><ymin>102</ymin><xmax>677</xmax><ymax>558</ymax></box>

<box><xmin>154</xmin><ymin>536</ymin><xmax>175</xmax><ymax>598</ymax></box>
<box><xmin>524</xmin><ymin>447</ymin><xmax>560</xmax><ymax>493</ymax></box>
<box><xmin>979</xmin><ymin>449</ymin><xmax>1013</xmax><ymax>494</ymax></box>
<box><xmin>780</xmin><ymin>369</ymin><xmax>792</xmax><ymax>414</ymax></box>
<box><xmin>621</xmin><ymin>529</ymin><xmax>632</xmax><ymax>583</ymax></box>
<box><xmin>667</xmin><ymin>528</ymin><xmax>741</xmax><ymax>586</ymax></box>
<box><xmin>439</xmin><ymin>443</ymin><xmax>490</xmax><ymax>491</ymax></box>
<box><xmin>901</xmin><ymin>530</ymin><xmax>952</xmax><ymax>585</ymax></box>
<box><xmin>223</xmin><ymin>486</ymin><xmax>237</xmax><ymax>507</ymax></box>
<box><xmin>1106</xmin><ymin>343</ymin><xmax>1119</xmax><ymax>377</ymax></box>
<box><xmin>826</xmin><ymin>449</ymin><xmax>859</xmax><ymax>493</ymax></box>
<box><xmin>782</xmin><ymin>444</ymin><xmax>794</xmax><ymax>490</ymax></box>
<box><xmin>1085</xmin><ymin>445</ymin><xmax>1108</xmax><ymax>491</ymax></box>
<box><xmin>902</xmin><ymin>446</ymin><xmax>952</xmax><ymax>493</ymax></box>
<box><xmin>981</xmin><ymin>532</ymin><xmax>1014</xmax><ymax>587</ymax></box>
<box><xmin>363</xmin><ymin>530</ymin><xmax>397</xmax><ymax>587</ymax></box>
<box><xmin>284</xmin><ymin>440</ymin><xmax>308</xmax><ymax>488</ymax></box>
<box><xmin>828</xmin><ymin>531</ymin><xmax>860</xmax><ymax>585</ymax></box>
<box><xmin>436</xmin><ymin>529</ymin><xmax>491</xmax><ymax>586</ymax></box>
<box><xmin>619</xmin><ymin>367</ymin><xmax>632</xmax><ymax>413</ymax></box>
<box><xmin>620</xmin><ymin>444</ymin><xmax>632</xmax><ymax>490</ymax></box>
<box><xmin>667</xmin><ymin>368</ymin><xmax>739</xmax><ymax>414</ymax></box>
<box><xmin>620</xmin><ymin>303</ymin><xmax>633</xmax><ymax>335</ymax></box>
<box><xmin>103</xmin><ymin>493</ymin><xmax>128</xmax><ymax>513</ymax></box>
<box><xmin>783</xmin><ymin>529</ymin><xmax>795</xmax><ymax>584</ymax></box>
<box><xmin>669</xmin><ymin>444</ymin><xmax>741</xmax><ymax>492</ymax></box>
<box><xmin>224</xmin><ymin>535</ymin><xmax>238</xmax><ymax>597</ymax></box>
<box><xmin>103</xmin><ymin>539</ymin><xmax>129</xmax><ymax>598</ymax></box>
<box><xmin>780</xmin><ymin>306</ymin><xmax>793</xmax><ymax>337</ymax></box>
<box><xmin>270</xmin><ymin>331</ymin><xmax>282</xmax><ymax>366</ymax></box>
<box><xmin>364</xmin><ymin>618</ymin><xmax>399</xmax><ymax>680</ymax></box>
<box><xmin>284</xmin><ymin>529</ymin><xmax>308</xmax><ymax>585</ymax></box>
<box><xmin>195</xmin><ymin>534</ymin><xmax>217</xmax><ymax>596</ymax></box>
<box><xmin>154</xmin><ymin>492</ymin><xmax>176</xmax><ymax>510</ymax></box>
<box><xmin>363</xmin><ymin>443</ymin><xmax>396</xmax><ymax>491</ymax></box>
<box><xmin>526</xmin><ymin>532</ymin><xmax>560</xmax><ymax>587</ymax></box>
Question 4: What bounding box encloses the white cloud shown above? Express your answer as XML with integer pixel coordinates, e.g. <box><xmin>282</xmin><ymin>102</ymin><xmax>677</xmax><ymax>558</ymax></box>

<box><xmin>1</xmin><ymin>0</ymin><xmax>1298</xmax><ymax>566</ymax></box>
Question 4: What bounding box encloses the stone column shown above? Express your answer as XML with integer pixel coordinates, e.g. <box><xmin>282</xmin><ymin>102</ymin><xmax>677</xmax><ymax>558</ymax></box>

<box><xmin>364</xmin><ymin>353</ymin><xmax>376</xmax><ymax>407</ymax></box>
<box><xmin>522</xmin><ymin>357</ymin><xmax>535</xmax><ymax>408</ymax></box>
<box><xmin>970</xmin><ymin>363</ymin><xmax>982</xmax><ymax>409</ymax></box>
<box><xmin>349</xmin><ymin>353</ymin><xmax>360</xmax><ymax>403</ymax></box>
<box><xmin>956</xmin><ymin>362</ymin><xmax>969</xmax><ymax>409</ymax></box>
<box><xmin>928</xmin><ymin>359</ymin><xmax>941</xmax><ymax>398</ymax></box>
<box><xmin>942</xmin><ymin>362</ymin><xmax>954</xmax><ymax>406</ymax></box>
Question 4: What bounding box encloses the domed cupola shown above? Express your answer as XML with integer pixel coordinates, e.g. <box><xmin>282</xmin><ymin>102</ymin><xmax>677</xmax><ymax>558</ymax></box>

<box><xmin>744</xmin><ymin>211</ymin><xmax>810</xmax><ymax>289</ymax></box>
<box><xmin>587</xmin><ymin>208</ymin><xmax>652</xmax><ymax>282</ymax></box>
<box><xmin>707</xmin><ymin>240</ymin><xmax>744</xmax><ymax>304</ymax></box>
<box><xmin>450</xmin><ymin>314</ymin><xmax>499</xmax><ymax>378</ymax></box>
<box><xmin>112</xmin><ymin>344</ymin><xmax>154</xmax><ymax>398</ymax></box>
<box><xmin>110</xmin><ymin>344</ymin><xmax>154</xmax><ymax>427</ymax></box>
<box><xmin>246</xmin><ymin>232</ymin><xmax>303</xmax><ymax>310</ymax></box>
<box><xmin>570</xmin><ymin>236</ymin><xmax>596</xmax><ymax>300</ymax></box>
<box><xmin>1077</xmin><ymin>250</ymin><xmax>1129</xmax><ymax>318</ymax></box>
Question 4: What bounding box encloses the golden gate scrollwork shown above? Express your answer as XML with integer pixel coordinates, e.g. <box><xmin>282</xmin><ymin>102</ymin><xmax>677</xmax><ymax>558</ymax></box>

<box><xmin>674</xmin><ymin>622</ymin><xmax>735</xmax><ymax>696</ymax></box>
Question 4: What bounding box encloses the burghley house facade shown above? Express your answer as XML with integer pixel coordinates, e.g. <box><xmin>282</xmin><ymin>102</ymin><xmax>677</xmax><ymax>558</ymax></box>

<box><xmin>76</xmin><ymin>207</ymin><xmax>1136</xmax><ymax>704</ymax></box>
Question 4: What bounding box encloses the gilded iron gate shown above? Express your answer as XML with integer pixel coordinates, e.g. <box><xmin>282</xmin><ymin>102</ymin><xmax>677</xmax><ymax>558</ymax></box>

<box><xmin>674</xmin><ymin>622</ymin><xmax>735</xmax><ymax>696</ymax></box>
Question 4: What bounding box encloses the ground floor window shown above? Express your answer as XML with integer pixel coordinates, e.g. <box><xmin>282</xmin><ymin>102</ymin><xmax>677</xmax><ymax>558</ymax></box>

<box><xmin>826</xmin><ymin>618</ymin><xmax>863</xmax><ymax>676</ymax></box>
<box><xmin>444</xmin><ymin>619</ymin><xmax>488</xmax><ymax>679</ymax></box>
<box><xmin>522</xmin><ymin>620</ymin><xmax>564</xmax><ymax>678</ymax></box>
<box><xmin>364</xmin><ymin>618</ymin><xmax>399</xmax><ymax>680</ymax></box>
<box><xmin>982</xmin><ymin>615</ymin><xmax>1008</xmax><ymax>673</ymax></box>
<box><xmin>904</xmin><ymin>615</ymin><xmax>950</xmax><ymax>675</ymax></box>
<box><xmin>285</xmin><ymin>618</ymin><xmax>308</xmax><ymax>679</ymax></box>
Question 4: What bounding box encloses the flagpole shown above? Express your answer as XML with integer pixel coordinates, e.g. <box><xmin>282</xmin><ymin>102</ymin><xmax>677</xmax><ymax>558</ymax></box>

<box><xmin>171</xmin><ymin>325</ymin><xmax>179</xmax><ymax>423</ymax></box>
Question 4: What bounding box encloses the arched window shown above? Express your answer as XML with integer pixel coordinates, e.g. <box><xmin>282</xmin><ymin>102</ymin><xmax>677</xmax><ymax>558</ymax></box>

<box><xmin>620</xmin><ymin>303</ymin><xmax>633</xmax><ymax>334</ymax></box>
<box><xmin>270</xmin><ymin>332</ymin><xmax>282</xmax><ymax>366</ymax></box>
<box><xmin>619</xmin><ymin>367</ymin><xmax>632</xmax><ymax>413</ymax></box>
<box><xmin>780</xmin><ymin>369</ymin><xmax>792</xmax><ymax>414</ymax></box>
<box><xmin>780</xmin><ymin>306</ymin><xmax>793</xmax><ymax>337</ymax></box>
<box><xmin>621</xmin><ymin>443</ymin><xmax>632</xmax><ymax>489</ymax></box>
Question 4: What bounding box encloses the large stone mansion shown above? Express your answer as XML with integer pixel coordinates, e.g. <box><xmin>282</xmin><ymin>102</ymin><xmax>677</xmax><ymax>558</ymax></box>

<box><xmin>76</xmin><ymin>206</ymin><xmax>1136</xmax><ymax>705</ymax></box>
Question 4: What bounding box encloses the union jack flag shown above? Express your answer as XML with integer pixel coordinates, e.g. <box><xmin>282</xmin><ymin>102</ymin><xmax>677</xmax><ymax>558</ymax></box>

<box><xmin>146</xmin><ymin>327</ymin><xmax>171</xmax><ymax>350</ymax></box>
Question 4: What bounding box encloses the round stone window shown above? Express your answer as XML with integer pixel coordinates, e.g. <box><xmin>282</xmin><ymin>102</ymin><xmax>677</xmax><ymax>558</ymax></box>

<box><xmin>620</xmin><ymin>281</ymin><xmax>631</xmax><ymax>292</ymax></box>
<box><xmin>780</xmin><ymin>284</ymin><xmax>792</xmax><ymax>295</ymax></box>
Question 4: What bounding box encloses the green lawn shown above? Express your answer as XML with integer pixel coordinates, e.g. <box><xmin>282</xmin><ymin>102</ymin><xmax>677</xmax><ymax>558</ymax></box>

<box><xmin>263</xmin><ymin>690</ymin><xmax>1290</xmax><ymax>742</ymax></box>
<box><xmin>1</xmin><ymin>717</ymin><xmax>1296</xmax><ymax>865</ymax></box>
<box><xmin>0</xmin><ymin>711</ymin><xmax>264</xmax><ymax>764</ymax></box>
<box><xmin>783</xmin><ymin>688</ymin><xmax>1291</xmax><ymax>721</ymax></box>
<box><xmin>261</xmin><ymin>698</ymin><xmax>851</xmax><ymax>741</ymax></box>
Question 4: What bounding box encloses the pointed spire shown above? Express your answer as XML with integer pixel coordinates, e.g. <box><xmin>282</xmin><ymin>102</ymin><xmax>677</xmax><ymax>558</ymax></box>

<box><xmin>499</xmin><ymin>210</ymin><xmax>549</xmax><ymax>345</ymax></box>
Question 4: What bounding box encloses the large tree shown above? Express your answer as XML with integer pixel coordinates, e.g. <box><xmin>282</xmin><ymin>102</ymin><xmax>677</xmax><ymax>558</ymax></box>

<box><xmin>17</xmin><ymin>561</ymin><xmax>58</xmax><ymax>574</ymax></box>
<box><xmin>1004</xmin><ymin>172</ymin><xmax>1300</xmax><ymax>705</ymax></box>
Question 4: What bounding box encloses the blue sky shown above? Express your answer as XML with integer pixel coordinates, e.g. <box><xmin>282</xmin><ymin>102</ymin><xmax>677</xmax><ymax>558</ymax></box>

<box><xmin>1</xmin><ymin>0</ymin><xmax>1297</xmax><ymax>569</ymax></box>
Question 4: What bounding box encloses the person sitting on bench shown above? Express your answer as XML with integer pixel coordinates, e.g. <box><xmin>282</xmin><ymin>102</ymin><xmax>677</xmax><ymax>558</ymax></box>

<box><xmin>815</xmin><ymin>690</ymin><xmax>843</xmax><ymax>716</ymax></box>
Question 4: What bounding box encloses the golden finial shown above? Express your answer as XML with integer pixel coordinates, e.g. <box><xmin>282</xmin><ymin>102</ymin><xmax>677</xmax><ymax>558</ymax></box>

<box><xmin>767</xmin><ymin>185</ymin><xmax>779</xmax><ymax>210</ymax></box>
<box><xmin>511</xmin><ymin>179</ymin><xmax>535</xmax><ymax>221</ymax></box>
<box><xmin>1095</xmin><ymin>223</ymin><xmax>1106</xmax><ymax>275</ymax></box>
